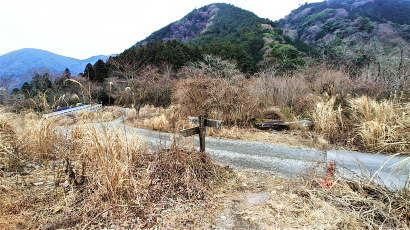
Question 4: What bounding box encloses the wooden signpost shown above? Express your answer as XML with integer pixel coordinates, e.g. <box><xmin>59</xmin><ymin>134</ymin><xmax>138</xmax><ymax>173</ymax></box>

<box><xmin>180</xmin><ymin>115</ymin><xmax>222</xmax><ymax>152</ymax></box>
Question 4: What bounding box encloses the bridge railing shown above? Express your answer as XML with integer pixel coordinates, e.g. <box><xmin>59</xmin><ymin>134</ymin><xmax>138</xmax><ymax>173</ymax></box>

<box><xmin>42</xmin><ymin>104</ymin><xmax>102</xmax><ymax>119</ymax></box>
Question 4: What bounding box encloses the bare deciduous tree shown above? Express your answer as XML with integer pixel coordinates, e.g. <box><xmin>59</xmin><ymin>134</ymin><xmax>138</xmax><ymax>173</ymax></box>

<box><xmin>110</xmin><ymin>60</ymin><xmax>172</xmax><ymax>115</ymax></box>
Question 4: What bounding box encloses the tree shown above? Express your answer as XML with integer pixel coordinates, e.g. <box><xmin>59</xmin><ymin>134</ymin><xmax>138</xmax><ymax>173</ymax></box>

<box><xmin>93</xmin><ymin>59</ymin><xmax>108</xmax><ymax>82</ymax></box>
<box><xmin>21</xmin><ymin>82</ymin><xmax>32</xmax><ymax>97</ymax></box>
<box><xmin>110</xmin><ymin>40</ymin><xmax>203</xmax><ymax>73</ymax></box>
<box><xmin>31</xmin><ymin>73</ymin><xmax>52</xmax><ymax>93</ymax></box>
<box><xmin>83</xmin><ymin>63</ymin><xmax>96</xmax><ymax>81</ymax></box>
<box><xmin>110</xmin><ymin>59</ymin><xmax>171</xmax><ymax>115</ymax></box>
<box><xmin>62</xmin><ymin>68</ymin><xmax>71</xmax><ymax>78</ymax></box>
<box><xmin>270</xmin><ymin>44</ymin><xmax>305</xmax><ymax>73</ymax></box>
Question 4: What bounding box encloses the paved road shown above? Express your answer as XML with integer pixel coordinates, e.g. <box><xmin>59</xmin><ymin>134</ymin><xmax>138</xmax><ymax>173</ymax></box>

<box><xmin>90</xmin><ymin>118</ymin><xmax>409</xmax><ymax>190</ymax></box>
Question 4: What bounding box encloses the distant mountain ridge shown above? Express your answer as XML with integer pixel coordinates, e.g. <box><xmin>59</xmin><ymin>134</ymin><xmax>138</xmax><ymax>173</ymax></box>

<box><xmin>0</xmin><ymin>48</ymin><xmax>110</xmax><ymax>88</ymax></box>
<box><xmin>280</xmin><ymin>0</ymin><xmax>410</xmax><ymax>48</ymax></box>
<box><xmin>135</xmin><ymin>3</ymin><xmax>273</xmax><ymax>47</ymax></box>
<box><xmin>129</xmin><ymin>3</ymin><xmax>306</xmax><ymax>73</ymax></box>
<box><xmin>135</xmin><ymin>4</ymin><xmax>220</xmax><ymax>46</ymax></box>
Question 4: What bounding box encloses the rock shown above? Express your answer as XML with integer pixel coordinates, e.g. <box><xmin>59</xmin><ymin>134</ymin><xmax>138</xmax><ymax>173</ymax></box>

<box><xmin>33</xmin><ymin>182</ymin><xmax>44</xmax><ymax>186</ymax></box>
<box><xmin>26</xmin><ymin>163</ymin><xmax>41</xmax><ymax>169</ymax></box>
<box><xmin>62</xmin><ymin>180</ymin><xmax>70</xmax><ymax>188</ymax></box>
<box><xmin>246</xmin><ymin>192</ymin><xmax>271</xmax><ymax>204</ymax></box>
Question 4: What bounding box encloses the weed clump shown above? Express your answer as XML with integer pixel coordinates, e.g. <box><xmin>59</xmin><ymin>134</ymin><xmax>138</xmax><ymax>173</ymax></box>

<box><xmin>61</xmin><ymin>126</ymin><xmax>229</xmax><ymax>225</ymax></box>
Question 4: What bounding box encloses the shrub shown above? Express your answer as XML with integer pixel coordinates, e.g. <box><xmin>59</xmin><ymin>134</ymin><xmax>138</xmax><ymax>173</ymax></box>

<box><xmin>254</xmin><ymin>75</ymin><xmax>314</xmax><ymax>116</ymax></box>
<box><xmin>173</xmin><ymin>75</ymin><xmax>264</xmax><ymax>125</ymax></box>
<box><xmin>113</xmin><ymin>65</ymin><xmax>172</xmax><ymax>114</ymax></box>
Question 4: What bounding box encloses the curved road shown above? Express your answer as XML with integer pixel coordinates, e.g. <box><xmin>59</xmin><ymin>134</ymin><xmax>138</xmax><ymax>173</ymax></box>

<box><xmin>89</xmin><ymin>118</ymin><xmax>409</xmax><ymax>190</ymax></box>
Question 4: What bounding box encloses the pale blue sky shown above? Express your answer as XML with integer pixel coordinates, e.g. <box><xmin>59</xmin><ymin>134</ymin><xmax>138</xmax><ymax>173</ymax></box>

<box><xmin>0</xmin><ymin>0</ymin><xmax>319</xmax><ymax>59</ymax></box>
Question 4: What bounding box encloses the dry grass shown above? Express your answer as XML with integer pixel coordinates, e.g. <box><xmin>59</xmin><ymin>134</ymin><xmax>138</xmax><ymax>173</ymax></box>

<box><xmin>58</xmin><ymin>125</ymin><xmax>230</xmax><ymax>228</ymax></box>
<box><xmin>350</xmin><ymin>96</ymin><xmax>410</xmax><ymax>153</ymax></box>
<box><xmin>208</xmin><ymin>170</ymin><xmax>410</xmax><ymax>230</ymax></box>
<box><xmin>126</xmin><ymin>105</ymin><xmax>191</xmax><ymax>133</ymax></box>
<box><xmin>0</xmin><ymin>110</ymin><xmax>58</xmax><ymax>161</ymax></box>
<box><xmin>74</xmin><ymin>106</ymin><xmax>123</xmax><ymax>123</ymax></box>
<box><xmin>309</xmin><ymin>95</ymin><xmax>409</xmax><ymax>153</ymax></box>
<box><xmin>126</xmin><ymin>105</ymin><xmax>327</xmax><ymax>149</ymax></box>
<box><xmin>0</xmin><ymin>109</ymin><xmax>230</xmax><ymax>229</ymax></box>
<box><xmin>0</xmin><ymin>113</ymin><xmax>19</xmax><ymax>172</ymax></box>
<box><xmin>311</xmin><ymin>96</ymin><xmax>345</xmax><ymax>143</ymax></box>
<box><xmin>1</xmin><ymin>108</ymin><xmax>409</xmax><ymax>229</ymax></box>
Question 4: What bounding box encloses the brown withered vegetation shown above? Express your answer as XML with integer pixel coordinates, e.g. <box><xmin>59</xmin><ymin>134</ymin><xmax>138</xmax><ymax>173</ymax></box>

<box><xmin>206</xmin><ymin>170</ymin><xmax>410</xmax><ymax>230</ymax></box>
<box><xmin>0</xmin><ymin>107</ymin><xmax>409</xmax><ymax>229</ymax></box>
<box><xmin>0</xmin><ymin>110</ymin><xmax>231</xmax><ymax>229</ymax></box>
<box><xmin>123</xmin><ymin>65</ymin><xmax>409</xmax><ymax>154</ymax></box>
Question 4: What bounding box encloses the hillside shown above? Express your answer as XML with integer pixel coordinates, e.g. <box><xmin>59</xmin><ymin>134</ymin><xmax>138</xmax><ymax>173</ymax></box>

<box><xmin>128</xmin><ymin>3</ymin><xmax>307</xmax><ymax>73</ymax></box>
<box><xmin>0</xmin><ymin>48</ymin><xmax>109</xmax><ymax>88</ymax></box>
<box><xmin>280</xmin><ymin>0</ymin><xmax>410</xmax><ymax>51</ymax></box>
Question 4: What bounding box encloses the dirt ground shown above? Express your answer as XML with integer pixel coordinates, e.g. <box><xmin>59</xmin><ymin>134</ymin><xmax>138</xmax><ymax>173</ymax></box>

<box><xmin>1</xmin><ymin>160</ymin><xmax>409</xmax><ymax>229</ymax></box>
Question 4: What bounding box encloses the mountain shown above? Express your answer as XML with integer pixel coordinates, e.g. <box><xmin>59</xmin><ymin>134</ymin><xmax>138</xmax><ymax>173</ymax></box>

<box><xmin>136</xmin><ymin>3</ymin><xmax>271</xmax><ymax>46</ymax></box>
<box><xmin>127</xmin><ymin>3</ymin><xmax>307</xmax><ymax>73</ymax></box>
<box><xmin>280</xmin><ymin>0</ymin><xmax>410</xmax><ymax>50</ymax></box>
<box><xmin>0</xmin><ymin>48</ymin><xmax>110</xmax><ymax>88</ymax></box>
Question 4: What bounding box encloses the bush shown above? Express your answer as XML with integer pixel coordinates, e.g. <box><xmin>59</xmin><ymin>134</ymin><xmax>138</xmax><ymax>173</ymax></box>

<box><xmin>114</xmin><ymin>66</ymin><xmax>172</xmax><ymax>113</ymax></box>
<box><xmin>254</xmin><ymin>75</ymin><xmax>315</xmax><ymax>116</ymax></box>
<box><xmin>173</xmin><ymin>75</ymin><xmax>264</xmax><ymax>125</ymax></box>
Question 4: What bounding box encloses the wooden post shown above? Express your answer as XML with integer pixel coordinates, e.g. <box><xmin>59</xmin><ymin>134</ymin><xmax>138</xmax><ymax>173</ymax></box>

<box><xmin>181</xmin><ymin>116</ymin><xmax>221</xmax><ymax>153</ymax></box>
<box><xmin>199</xmin><ymin>115</ymin><xmax>206</xmax><ymax>152</ymax></box>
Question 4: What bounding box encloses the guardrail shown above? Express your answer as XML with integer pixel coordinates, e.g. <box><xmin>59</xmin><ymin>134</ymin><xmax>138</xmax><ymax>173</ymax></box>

<box><xmin>42</xmin><ymin>104</ymin><xmax>102</xmax><ymax>119</ymax></box>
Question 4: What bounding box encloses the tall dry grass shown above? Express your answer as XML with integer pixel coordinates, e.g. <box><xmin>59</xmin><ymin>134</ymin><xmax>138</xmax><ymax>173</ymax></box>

<box><xmin>16</xmin><ymin>116</ymin><xmax>59</xmax><ymax>160</ymax></box>
<box><xmin>0</xmin><ymin>113</ymin><xmax>19</xmax><ymax>171</ymax></box>
<box><xmin>59</xmin><ymin>125</ymin><xmax>229</xmax><ymax>224</ymax></box>
<box><xmin>311</xmin><ymin>97</ymin><xmax>345</xmax><ymax>143</ymax></box>
<box><xmin>67</xmin><ymin>127</ymin><xmax>148</xmax><ymax>203</ymax></box>
<box><xmin>350</xmin><ymin>96</ymin><xmax>409</xmax><ymax>153</ymax></box>
<box><xmin>0</xmin><ymin>110</ymin><xmax>58</xmax><ymax>163</ymax></box>
<box><xmin>310</xmin><ymin>95</ymin><xmax>409</xmax><ymax>153</ymax></box>
<box><xmin>0</xmin><ymin>107</ymin><xmax>231</xmax><ymax>228</ymax></box>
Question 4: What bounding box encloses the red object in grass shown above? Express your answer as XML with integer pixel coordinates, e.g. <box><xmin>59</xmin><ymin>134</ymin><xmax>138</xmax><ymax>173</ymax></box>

<box><xmin>319</xmin><ymin>161</ymin><xmax>336</xmax><ymax>188</ymax></box>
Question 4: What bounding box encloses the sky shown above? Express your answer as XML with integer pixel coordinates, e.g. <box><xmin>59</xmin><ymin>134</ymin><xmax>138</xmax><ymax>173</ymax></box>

<box><xmin>0</xmin><ymin>0</ymin><xmax>319</xmax><ymax>59</ymax></box>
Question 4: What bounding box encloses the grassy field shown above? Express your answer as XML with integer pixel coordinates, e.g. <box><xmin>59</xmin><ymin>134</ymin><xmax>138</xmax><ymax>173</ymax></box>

<box><xmin>0</xmin><ymin>108</ymin><xmax>409</xmax><ymax>229</ymax></box>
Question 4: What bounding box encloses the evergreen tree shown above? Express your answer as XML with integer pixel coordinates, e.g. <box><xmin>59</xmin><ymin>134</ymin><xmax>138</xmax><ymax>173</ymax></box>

<box><xmin>83</xmin><ymin>63</ymin><xmax>96</xmax><ymax>81</ymax></box>
<box><xmin>93</xmin><ymin>59</ymin><xmax>108</xmax><ymax>82</ymax></box>
<box><xmin>21</xmin><ymin>82</ymin><xmax>32</xmax><ymax>97</ymax></box>
<box><xmin>62</xmin><ymin>68</ymin><xmax>71</xmax><ymax>78</ymax></box>
<box><xmin>31</xmin><ymin>73</ymin><xmax>52</xmax><ymax>93</ymax></box>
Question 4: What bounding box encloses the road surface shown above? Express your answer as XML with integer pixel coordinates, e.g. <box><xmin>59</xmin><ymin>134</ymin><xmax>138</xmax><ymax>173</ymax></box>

<box><xmin>87</xmin><ymin>118</ymin><xmax>409</xmax><ymax>190</ymax></box>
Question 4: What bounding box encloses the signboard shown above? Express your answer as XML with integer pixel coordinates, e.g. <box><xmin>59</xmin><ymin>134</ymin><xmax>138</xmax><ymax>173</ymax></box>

<box><xmin>188</xmin><ymin>116</ymin><xmax>222</xmax><ymax>129</ymax></box>
<box><xmin>180</xmin><ymin>127</ymin><xmax>200</xmax><ymax>137</ymax></box>
<box><xmin>181</xmin><ymin>116</ymin><xmax>222</xmax><ymax>152</ymax></box>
